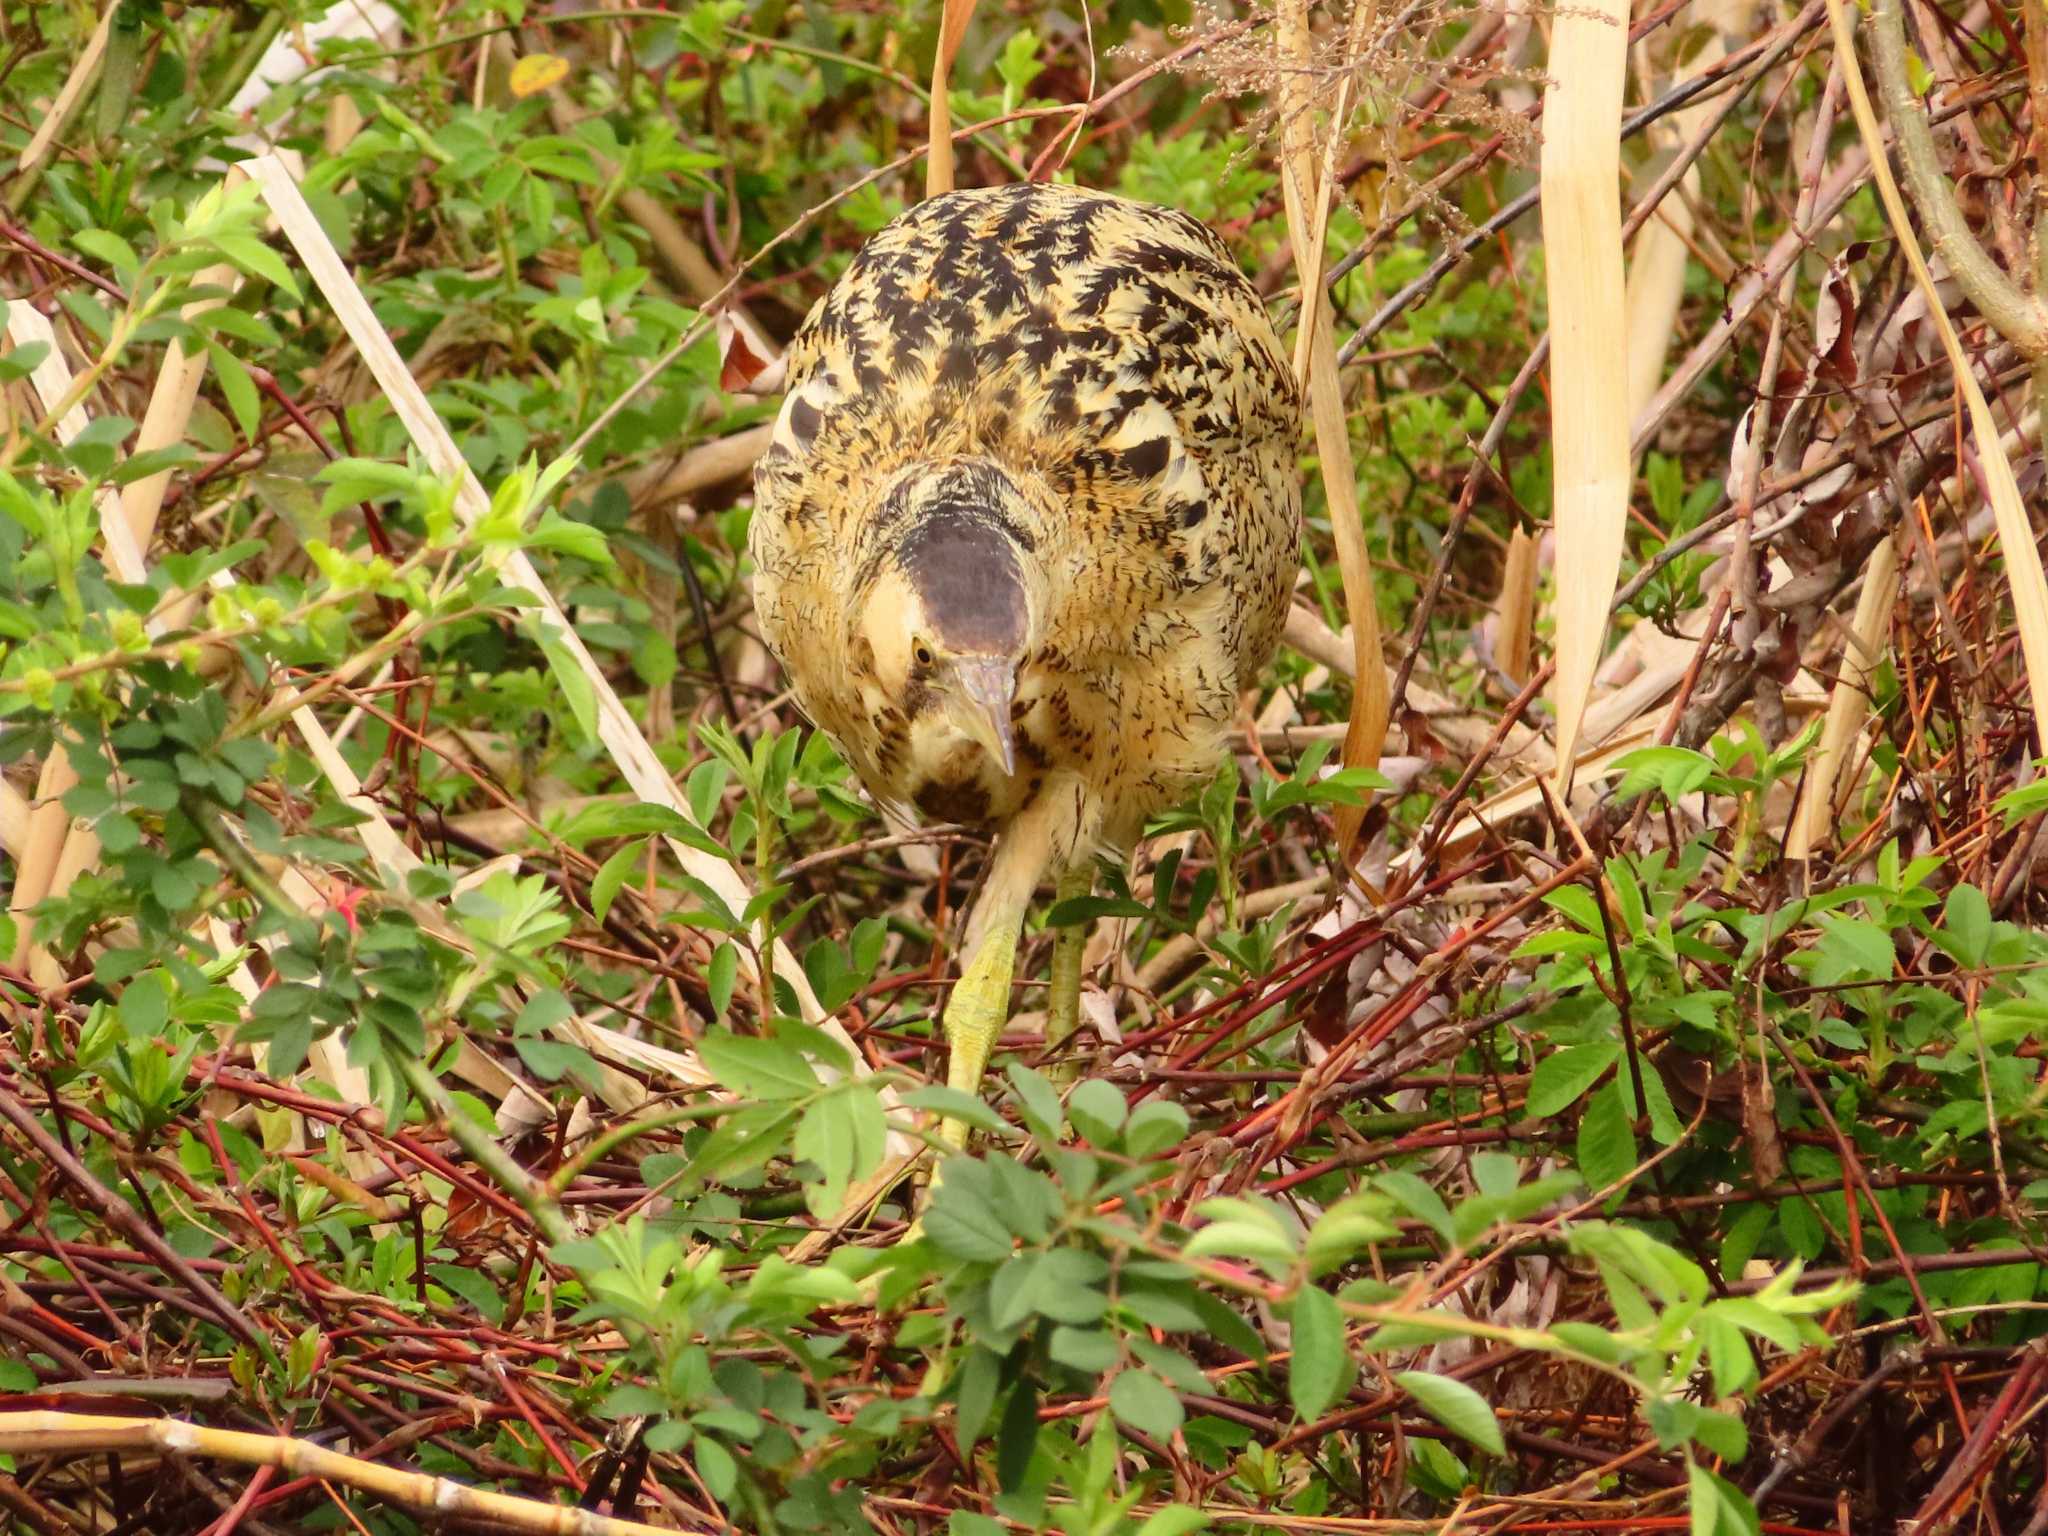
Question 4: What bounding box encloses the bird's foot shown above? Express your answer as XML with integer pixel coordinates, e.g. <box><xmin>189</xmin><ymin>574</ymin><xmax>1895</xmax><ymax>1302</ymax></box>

<box><xmin>935</xmin><ymin>901</ymin><xmax>1024</xmax><ymax>1151</ymax></box>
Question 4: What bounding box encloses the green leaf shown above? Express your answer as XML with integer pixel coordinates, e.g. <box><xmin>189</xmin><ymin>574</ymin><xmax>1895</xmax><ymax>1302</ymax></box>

<box><xmin>210</xmin><ymin>233</ymin><xmax>302</xmax><ymax>299</ymax></box>
<box><xmin>900</xmin><ymin>1085</ymin><xmax>1009</xmax><ymax>1134</ymax></box>
<box><xmin>924</xmin><ymin>1160</ymin><xmax>1016</xmax><ymax>1262</ymax></box>
<box><xmin>1109</xmin><ymin>1369</ymin><xmax>1184</xmax><ymax>1439</ymax></box>
<box><xmin>1527</xmin><ymin>1040</ymin><xmax>1620</xmax><ymax>1116</ymax></box>
<box><xmin>206</xmin><ymin>340</ymin><xmax>262</xmax><ymax>444</ymax></box>
<box><xmin>1124</xmin><ymin>1099</ymin><xmax>1190</xmax><ymax>1158</ymax></box>
<box><xmin>589</xmin><ymin>838</ymin><xmax>641</xmax><ymax>925</ymax></box>
<box><xmin>1943</xmin><ymin>883</ymin><xmax>1991</xmax><ymax>968</ymax></box>
<box><xmin>706</xmin><ymin>943</ymin><xmax>738</xmax><ymax>1018</ymax></box>
<box><xmin>1288</xmin><ymin>1286</ymin><xmax>1349</xmax><ymax>1419</ymax></box>
<box><xmin>429</xmin><ymin>1262</ymin><xmax>507</xmax><ymax>1323</ymax></box>
<box><xmin>794</xmin><ymin>1087</ymin><xmax>886</xmax><ymax>1209</ymax></box>
<box><xmin>1067</xmin><ymin>1078</ymin><xmax>1127</xmax><ymax>1144</ymax></box>
<box><xmin>1135</xmin><ymin>1508</ymin><xmax>1211</xmax><ymax>1536</ymax></box>
<box><xmin>1576</xmin><ymin>1075</ymin><xmax>1638</xmax><ymax>1192</ymax></box>
<box><xmin>1394</xmin><ymin>1371</ymin><xmax>1504</xmax><ymax>1457</ymax></box>
<box><xmin>696</xmin><ymin>1030</ymin><xmax>819</xmax><ymax>1099</ymax></box>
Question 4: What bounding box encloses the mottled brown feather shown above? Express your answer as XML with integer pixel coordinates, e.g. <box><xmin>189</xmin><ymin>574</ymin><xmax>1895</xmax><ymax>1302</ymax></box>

<box><xmin>751</xmin><ymin>182</ymin><xmax>1302</xmax><ymax>864</ymax></box>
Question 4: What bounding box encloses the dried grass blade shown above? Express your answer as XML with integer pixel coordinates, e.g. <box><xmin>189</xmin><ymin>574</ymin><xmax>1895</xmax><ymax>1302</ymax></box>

<box><xmin>1787</xmin><ymin>533</ymin><xmax>1900</xmax><ymax>859</ymax></box>
<box><xmin>1279</xmin><ymin>0</ymin><xmax>1389</xmax><ymax>857</ymax></box>
<box><xmin>1540</xmin><ymin>0</ymin><xmax>1633</xmax><ymax>783</ymax></box>
<box><xmin>926</xmin><ymin>0</ymin><xmax>981</xmax><ymax>198</ymax></box>
<box><xmin>240</xmin><ymin>152</ymin><xmax>830</xmax><ymax>1023</ymax></box>
<box><xmin>1825</xmin><ymin>0</ymin><xmax>2048</xmax><ymax>751</ymax></box>
<box><xmin>14</xmin><ymin>6</ymin><xmax>112</xmax><ymax>185</ymax></box>
<box><xmin>1496</xmin><ymin>525</ymin><xmax>1539</xmax><ymax>685</ymax></box>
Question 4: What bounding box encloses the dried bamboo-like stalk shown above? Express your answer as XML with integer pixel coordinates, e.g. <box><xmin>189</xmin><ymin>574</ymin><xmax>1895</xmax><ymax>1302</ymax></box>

<box><xmin>1786</xmin><ymin>534</ymin><xmax>1901</xmax><ymax>859</ymax></box>
<box><xmin>1827</xmin><ymin>0</ymin><xmax>2048</xmax><ymax>751</ymax></box>
<box><xmin>1621</xmin><ymin>0</ymin><xmax>1758</xmax><ymax>426</ymax></box>
<box><xmin>1496</xmin><ymin>526</ymin><xmax>1539</xmax><ymax>685</ymax></box>
<box><xmin>0</xmin><ymin>1413</ymin><xmax>675</xmax><ymax>1536</ymax></box>
<box><xmin>12</xmin><ymin>6</ymin><xmax>113</xmax><ymax>189</ymax></box>
<box><xmin>925</xmin><ymin>0</ymin><xmax>981</xmax><ymax>198</ymax></box>
<box><xmin>238</xmin><ymin>152</ymin><xmax>837</xmax><ymax>1036</ymax></box>
<box><xmin>1278</xmin><ymin>0</ymin><xmax>1390</xmax><ymax>859</ymax></box>
<box><xmin>1540</xmin><ymin>0</ymin><xmax>1633</xmax><ymax>784</ymax></box>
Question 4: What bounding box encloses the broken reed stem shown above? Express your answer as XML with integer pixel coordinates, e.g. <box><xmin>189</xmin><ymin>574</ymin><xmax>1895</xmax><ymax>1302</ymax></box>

<box><xmin>1787</xmin><ymin>533</ymin><xmax>1901</xmax><ymax>859</ymax></box>
<box><xmin>1278</xmin><ymin>0</ymin><xmax>1390</xmax><ymax>859</ymax></box>
<box><xmin>237</xmin><ymin>152</ymin><xmax>842</xmax><ymax>1038</ymax></box>
<box><xmin>0</xmin><ymin>1414</ymin><xmax>674</xmax><ymax>1536</ymax></box>
<box><xmin>925</xmin><ymin>0</ymin><xmax>981</xmax><ymax>199</ymax></box>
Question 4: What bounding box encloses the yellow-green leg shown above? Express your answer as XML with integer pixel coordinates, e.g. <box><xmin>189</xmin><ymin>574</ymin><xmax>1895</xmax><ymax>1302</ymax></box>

<box><xmin>935</xmin><ymin>899</ymin><xmax>1026</xmax><ymax>1152</ymax></box>
<box><xmin>1043</xmin><ymin>864</ymin><xmax>1093</xmax><ymax>1076</ymax></box>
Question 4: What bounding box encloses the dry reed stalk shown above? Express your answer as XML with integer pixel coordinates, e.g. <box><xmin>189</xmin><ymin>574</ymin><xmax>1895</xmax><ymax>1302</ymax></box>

<box><xmin>236</xmin><ymin>155</ymin><xmax>924</xmax><ymax>1186</ymax></box>
<box><xmin>1541</xmin><ymin>0</ymin><xmax>1634</xmax><ymax>784</ymax></box>
<box><xmin>14</xmin><ymin>6</ymin><xmax>113</xmax><ymax>184</ymax></box>
<box><xmin>1495</xmin><ymin>525</ymin><xmax>1539</xmax><ymax>684</ymax></box>
<box><xmin>0</xmin><ymin>1413</ymin><xmax>676</xmax><ymax>1536</ymax></box>
<box><xmin>239</xmin><ymin>152</ymin><xmax>838</xmax><ymax>1036</ymax></box>
<box><xmin>1278</xmin><ymin>0</ymin><xmax>1390</xmax><ymax>859</ymax></box>
<box><xmin>926</xmin><ymin>0</ymin><xmax>982</xmax><ymax>198</ymax></box>
<box><xmin>1825</xmin><ymin>0</ymin><xmax>2048</xmax><ymax>751</ymax></box>
<box><xmin>0</xmin><ymin>780</ymin><xmax>26</xmax><ymax>859</ymax></box>
<box><xmin>2</xmin><ymin>300</ymin><xmax>130</xmax><ymax>977</ymax></box>
<box><xmin>24</xmin><ymin>263</ymin><xmax>245</xmax><ymax>967</ymax></box>
<box><xmin>1622</xmin><ymin>0</ymin><xmax>1758</xmax><ymax>425</ymax></box>
<box><xmin>1786</xmin><ymin>533</ymin><xmax>1901</xmax><ymax>859</ymax></box>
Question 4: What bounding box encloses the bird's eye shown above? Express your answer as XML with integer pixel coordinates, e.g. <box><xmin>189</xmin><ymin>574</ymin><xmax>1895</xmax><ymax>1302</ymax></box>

<box><xmin>913</xmin><ymin>642</ymin><xmax>934</xmax><ymax>667</ymax></box>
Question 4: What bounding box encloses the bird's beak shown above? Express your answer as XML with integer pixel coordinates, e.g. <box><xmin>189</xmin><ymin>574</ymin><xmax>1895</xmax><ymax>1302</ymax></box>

<box><xmin>950</xmin><ymin>656</ymin><xmax>1017</xmax><ymax>777</ymax></box>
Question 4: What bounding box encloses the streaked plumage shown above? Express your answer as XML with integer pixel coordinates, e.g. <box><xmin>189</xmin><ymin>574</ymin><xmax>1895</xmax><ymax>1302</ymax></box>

<box><xmin>750</xmin><ymin>182</ymin><xmax>1301</xmax><ymax>1120</ymax></box>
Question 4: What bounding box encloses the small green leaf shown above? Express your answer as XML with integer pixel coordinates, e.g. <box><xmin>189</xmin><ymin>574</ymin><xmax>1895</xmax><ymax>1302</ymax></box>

<box><xmin>706</xmin><ymin>943</ymin><xmax>738</xmax><ymax>1018</ymax></box>
<box><xmin>1527</xmin><ymin>1040</ymin><xmax>1620</xmax><ymax>1116</ymax></box>
<box><xmin>1943</xmin><ymin>883</ymin><xmax>1991</xmax><ymax>968</ymax></box>
<box><xmin>1394</xmin><ymin>1371</ymin><xmax>1504</xmax><ymax>1456</ymax></box>
<box><xmin>1287</xmin><ymin>1286</ymin><xmax>1348</xmax><ymax>1419</ymax></box>
<box><xmin>696</xmin><ymin>1030</ymin><xmax>819</xmax><ymax>1099</ymax></box>
<box><xmin>1066</xmin><ymin>1078</ymin><xmax>1127</xmax><ymax>1144</ymax></box>
<box><xmin>1109</xmin><ymin>1369</ymin><xmax>1183</xmax><ymax>1439</ymax></box>
<box><xmin>589</xmin><ymin>838</ymin><xmax>641</xmax><ymax>925</ymax></box>
<box><xmin>1576</xmin><ymin>1075</ymin><xmax>1638</xmax><ymax>1193</ymax></box>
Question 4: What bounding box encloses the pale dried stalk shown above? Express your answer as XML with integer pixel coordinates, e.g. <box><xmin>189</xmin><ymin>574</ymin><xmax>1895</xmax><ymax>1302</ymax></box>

<box><xmin>0</xmin><ymin>1413</ymin><xmax>675</xmax><ymax>1536</ymax></box>
<box><xmin>1541</xmin><ymin>0</ymin><xmax>1633</xmax><ymax>782</ymax></box>
<box><xmin>1786</xmin><ymin>534</ymin><xmax>1901</xmax><ymax>859</ymax></box>
<box><xmin>239</xmin><ymin>152</ymin><xmax>836</xmax><ymax>1034</ymax></box>
<box><xmin>926</xmin><ymin>0</ymin><xmax>982</xmax><ymax>198</ymax></box>
<box><xmin>1622</xmin><ymin>0</ymin><xmax>1758</xmax><ymax>424</ymax></box>
<box><xmin>26</xmin><ymin>263</ymin><xmax>245</xmax><ymax>962</ymax></box>
<box><xmin>1827</xmin><ymin>0</ymin><xmax>2048</xmax><ymax>750</ymax></box>
<box><xmin>14</xmin><ymin>6</ymin><xmax>113</xmax><ymax>184</ymax></box>
<box><xmin>2</xmin><ymin>300</ymin><xmax>132</xmax><ymax>975</ymax></box>
<box><xmin>1496</xmin><ymin>525</ymin><xmax>1539</xmax><ymax>684</ymax></box>
<box><xmin>7</xmin><ymin>263</ymin><xmax>374</xmax><ymax>1100</ymax></box>
<box><xmin>1278</xmin><ymin>0</ymin><xmax>1390</xmax><ymax>856</ymax></box>
<box><xmin>0</xmin><ymin>780</ymin><xmax>26</xmax><ymax>859</ymax></box>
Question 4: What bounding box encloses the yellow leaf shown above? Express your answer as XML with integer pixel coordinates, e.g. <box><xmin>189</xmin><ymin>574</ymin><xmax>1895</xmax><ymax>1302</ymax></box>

<box><xmin>509</xmin><ymin>53</ymin><xmax>569</xmax><ymax>98</ymax></box>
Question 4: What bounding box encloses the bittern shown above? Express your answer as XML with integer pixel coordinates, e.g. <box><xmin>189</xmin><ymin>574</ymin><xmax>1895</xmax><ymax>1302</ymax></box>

<box><xmin>751</xmin><ymin>183</ymin><xmax>1301</xmax><ymax>1140</ymax></box>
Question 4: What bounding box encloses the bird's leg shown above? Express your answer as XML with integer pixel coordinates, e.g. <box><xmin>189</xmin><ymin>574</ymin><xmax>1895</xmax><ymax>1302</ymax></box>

<box><xmin>938</xmin><ymin>898</ymin><xmax>1025</xmax><ymax>1146</ymax></box>
<box><xmin>934</xmin><ymin>798</ymin><xmax>1063</xmax><ymax>1150</ymax></box>
<box><xmin>1043</xmin><ymin>863</ymin><xmax>1093</xmax><ymax>1078</ymax></box>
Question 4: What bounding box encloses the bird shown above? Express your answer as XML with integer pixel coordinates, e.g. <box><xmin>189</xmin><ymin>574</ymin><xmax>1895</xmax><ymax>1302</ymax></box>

<box><xmin>750</xmin><ymin>181</ymin><xmax>1302</xmax><ymax>1142</ymax></box>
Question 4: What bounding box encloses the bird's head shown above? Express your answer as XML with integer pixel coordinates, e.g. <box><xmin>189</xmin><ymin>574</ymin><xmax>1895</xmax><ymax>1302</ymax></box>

<box><xmin>849</xmin><ymin>461</ymin><xmax>1043</xmax><ymax>779</ymax></box>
